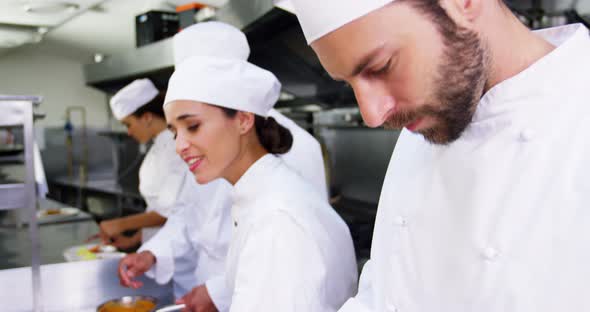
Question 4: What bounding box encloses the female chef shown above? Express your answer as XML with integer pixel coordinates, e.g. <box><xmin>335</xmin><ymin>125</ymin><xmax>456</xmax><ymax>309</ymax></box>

<box><xmin>163</xmin><ymin>32</ymin><xmax>358</xmax><ymax>311</ymax></box>
<box><xmin>117</xmin><ymin>22</ymin><xmax>333</xmax><ymax>309</ymax></box>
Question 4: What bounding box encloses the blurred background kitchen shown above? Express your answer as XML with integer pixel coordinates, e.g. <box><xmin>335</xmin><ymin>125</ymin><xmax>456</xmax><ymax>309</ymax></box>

<box><xmin>0</xmin><ymin>0</ymin><xmax>588</xmax><ymax>311</ymax></box>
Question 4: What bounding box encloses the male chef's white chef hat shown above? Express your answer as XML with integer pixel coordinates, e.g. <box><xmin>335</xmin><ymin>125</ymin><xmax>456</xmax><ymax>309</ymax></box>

<box><xmin>173</xmin><ymin>21</ymin><xmax>250</xmax><ymax>65</ymax></box>
<box><xmin>164</xmin><ymin>23</ymin><xmax>281</xmax><ymax>117</ymax></box>
<box><xmin>286</xmin><ymin>0</ymin><xmax>393</xmax><ymax>43</ymax></box>
<box><xmin>109</xmin><ymin>78</ymin><xmax>159</xmax><ymax>120</ymax></box>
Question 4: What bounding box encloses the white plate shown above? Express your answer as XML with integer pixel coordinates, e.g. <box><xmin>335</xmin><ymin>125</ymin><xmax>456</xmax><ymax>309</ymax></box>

<box><xmin>37</xmin><ymin>207</ymin><xmax>80</xmax><ymax>219</ymax></box>
<box><xmin>63</xmin><ymin>243</ymin><xmax>125</xmax><ymax>262</ymax></box>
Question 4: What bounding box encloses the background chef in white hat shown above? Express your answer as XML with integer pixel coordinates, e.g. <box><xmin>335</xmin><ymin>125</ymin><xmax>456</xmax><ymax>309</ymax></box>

<box><xmin>117</xmin><ymin>21</ymin><xmax>334</xmax><ymax>311</ymax></box>
<box><xmin>92</xmin><ymin>78</ymin><xmax>192</xmax><ymax>250</ymax></box>
<box><xmin>285</xmin><ymin>0</ymin><xmax>590</xmax><ymax>311</ymax></box>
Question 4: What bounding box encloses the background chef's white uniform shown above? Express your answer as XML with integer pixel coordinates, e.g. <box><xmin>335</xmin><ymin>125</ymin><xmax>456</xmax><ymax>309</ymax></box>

<box><xmin>340</xmin><ymin>24</ymin><xmax>590</xmax><ymax>312</ymax></box>
<box><xmin>138</xmin><ymin>129</ymin><xmax>188</xmax><ymax>242</ymax></box>
<box><xmin>139</xmin><ymin>111</ymin><xmax>330</xmax><ymax>305</ymax></box>
<box><xmin>227</xmin><ymin>154</ymin><xmax>357</xmax><ymax>312</ymax></box>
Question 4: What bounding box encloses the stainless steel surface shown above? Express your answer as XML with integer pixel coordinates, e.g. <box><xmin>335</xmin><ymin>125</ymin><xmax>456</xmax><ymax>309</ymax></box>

<box><xmin>0</xmin><ymin>197</ymin><xmax>93</xmax><ymax>227</ymax></box>
<box><xmin>156</xmin><ymin>304</ymin><xmax>186</xmax><ymax>312</ymax></box>
<box><xmin>0</xmin><ymin>96</ymin><xmax>42</xmax><ymax>311</ymax></box>
<box><xmin>216</xmin><ymin>0</ymin><xmax>274</xmax><ymax>30</ymax></box>
<box><xmin>314</xmin><ymin>109</ymin><xmax>401</xmax><ymax>203</ymax></box>
<box><xmin>0</xmin><ymin>183</ymin><xmax>26</xmax><ymax>211</ymax></box>
<box><xmin>0</xmin><ymin>259</ymin><xmax>173</xmax><ymax>312</ymax></box>
<box><xmin>0</xmin><ymin>217</ymin><xmax>99</xmax><ymax>269</ymax></box>
<box><xmin>83</xmin><ymin>38</ymin><xmax>175</xmax><ymax>92</ymax></box>
<box><xmin>0</xmin><ymin>95</ymin><xmax>42</xmax><ymax>103</ymax></box>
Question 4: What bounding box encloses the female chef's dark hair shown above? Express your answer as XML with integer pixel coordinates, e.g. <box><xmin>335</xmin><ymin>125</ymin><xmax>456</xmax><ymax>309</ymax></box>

<box><xmin>132</xmin><ymin>91</ymin><xmax>167</xmax><ymax>119</ymax></box>
<box><xmin>221</xmin><ymin>107</ymin><xmax>293</xmax><ymax>154</ymax></box>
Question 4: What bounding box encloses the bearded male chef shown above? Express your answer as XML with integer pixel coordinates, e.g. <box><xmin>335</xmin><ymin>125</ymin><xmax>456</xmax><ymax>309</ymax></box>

<box><xmin>118</xmin><ymin>21</ymin><xmax>330</xmax><ymax>311</ymax></box>
<box><xmin>281</xmin><ymin>0</ymin><xmax>590</xmax><ymax>311</ymax></box>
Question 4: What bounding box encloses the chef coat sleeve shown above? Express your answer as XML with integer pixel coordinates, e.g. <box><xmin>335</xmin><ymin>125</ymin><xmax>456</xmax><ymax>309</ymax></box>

<box><xmin>229</xmin><ymin>212</ymin><xmax>326</xmax><ymax>312</ymax></box>
<box><xmin>138</xmin><ymin>211</ymin><xmax>193</xmax><ymax>285</ymax></box>
<box><xmin>338</xmin><ymin>260</ymin><xmax>375</xmax><ymax>312</ymax></box>
<box><xmin>206</xmin><ymin>273</ymin><xmax>232</xmax><ymax>312</ymax></box>
<box><xmin>144</xmin><ymin>157</ymin><xmax>192</xmax><ymax>218</ymax></box>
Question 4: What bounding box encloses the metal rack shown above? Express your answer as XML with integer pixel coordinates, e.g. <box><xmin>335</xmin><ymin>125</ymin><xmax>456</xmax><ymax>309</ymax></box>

<box><xmin>0</xmin><ymin>95</ymin><xmax>42</xmax><ymax>312</ymax></box>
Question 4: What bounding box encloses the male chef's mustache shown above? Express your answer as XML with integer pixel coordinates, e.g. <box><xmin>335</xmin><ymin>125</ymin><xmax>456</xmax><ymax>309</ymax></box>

<box><xmin>383</xmin><ymin>105</ymin><xmax>440</xmax><ymax>130</ymax></box>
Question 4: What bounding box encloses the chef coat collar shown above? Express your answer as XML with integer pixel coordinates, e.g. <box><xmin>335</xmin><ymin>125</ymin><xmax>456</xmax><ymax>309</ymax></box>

<box><xmin>472</xmin><ymin>24</ymin><xmax>587</xmax><ymax>125</ymax></box>
<box><xmin>231</xmin><ymin>153</ymin><xmax>281</xmax><ymax>218</ymax></box>
<box><xmin>152</xmin><ymin>129</ymin><xmax>174</xmax><ymax>149</ymax></box>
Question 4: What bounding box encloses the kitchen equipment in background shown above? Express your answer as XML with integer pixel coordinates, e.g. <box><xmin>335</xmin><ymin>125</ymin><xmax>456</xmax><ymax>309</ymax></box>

<box><xmin>0</xmin><ymin>95</ymin><xmax>42</xmax><ymax>311</ymax></box>
<box><xmin>136</xmin><ymin>11</ymin><xmax>180</xmax><ymax>47</ymax></box>
<box><xmin>176</xmin><ymin>3</ymin><xmax>205</xmax><ymax>29</ymax></box>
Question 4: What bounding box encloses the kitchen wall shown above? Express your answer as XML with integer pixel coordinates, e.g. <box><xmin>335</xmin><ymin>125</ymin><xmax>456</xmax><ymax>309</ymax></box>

<box><xmin>0</xmin><ymin>41</ymin><xmax>110</xmax><ymax>129</ymax></box>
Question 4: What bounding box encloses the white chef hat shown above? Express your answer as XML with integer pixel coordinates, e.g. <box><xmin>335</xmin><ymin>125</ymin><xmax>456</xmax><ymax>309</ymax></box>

<box><xmin>288</xmin><ymin>0</ymin><xmax>393</xmax><ymax>43</ymax></box>
<box><xmin>173</xmin><ymin>21</ymin><xmax>250</xmax><ymax>65</ymax></box>
<box><xmin>164</xmin><ymin>56</ymin><xmax>281</xmax><ymax>117</ymax></box>
<box><xmin>109</xmin><ymin>78</ymin><xmax>159</xmax><ymax>120</ymax></box>
<box><xmin>165</xmin><ymin>21</ymin><xmax>280</xmax><ymax>117</ymax></box>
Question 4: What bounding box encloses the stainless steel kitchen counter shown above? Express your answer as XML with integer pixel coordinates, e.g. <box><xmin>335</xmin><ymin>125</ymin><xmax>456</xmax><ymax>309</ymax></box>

<box><xmin>0</xmin><ymin>258</ymin><xmax>173</xmax><ymax>312</ymax></box>
<box><xmin>0</xmin><ymin>213</ymin><xmax>98</xmax><ymax>269</ymax></box>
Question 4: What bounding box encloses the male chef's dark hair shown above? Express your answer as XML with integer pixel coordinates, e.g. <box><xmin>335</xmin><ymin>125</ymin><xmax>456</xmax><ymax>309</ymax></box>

<box><xmin>221</xmin><ymin>107</ymin><xmax>293</xmax><ymax>154</ymax></box>
<box><xmin>132</xmin><ymin>91</ymin><xmax>167</xmax><ymax>119</ymax></box>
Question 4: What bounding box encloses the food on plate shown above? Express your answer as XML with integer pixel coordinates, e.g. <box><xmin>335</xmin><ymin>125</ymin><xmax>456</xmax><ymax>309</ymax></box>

<box><xmin>75</xmin><ymin>248</ymin><xmax>97</xmax><ymax>260</ymax></box>
<box><xmin>88</xmin><ymin>245</ymin><xmax>101</xmax><ymax>253</ymax></box>
<box><xmin>45</xmin><ymin>208</ymin><xmax>61</xmax><ymax>215</ymax></box>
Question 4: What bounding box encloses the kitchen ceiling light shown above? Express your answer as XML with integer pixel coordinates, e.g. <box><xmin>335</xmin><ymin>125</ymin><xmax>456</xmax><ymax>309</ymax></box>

<box><xmin>23</xmin><ymin>2</ymin><xmax>80</xmax><ymax>14</ymax></box>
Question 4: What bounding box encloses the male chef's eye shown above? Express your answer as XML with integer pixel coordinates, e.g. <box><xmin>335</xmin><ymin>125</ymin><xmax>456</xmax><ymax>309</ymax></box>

<box><xmin>371</xmin><ymin>58</ymin><xmax>391</xmax><ymax>76</ymax></box>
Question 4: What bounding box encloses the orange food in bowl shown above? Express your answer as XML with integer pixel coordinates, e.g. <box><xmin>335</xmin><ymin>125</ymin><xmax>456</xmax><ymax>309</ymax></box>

<box><xmin>98</xmin><ymin>300</ymin><xmax>156</xmax><ymax>312</ymax></box>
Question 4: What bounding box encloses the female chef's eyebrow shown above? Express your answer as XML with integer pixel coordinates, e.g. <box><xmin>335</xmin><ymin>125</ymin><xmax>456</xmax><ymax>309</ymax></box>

<box><xmin>176</xmin><ymin>113</ymin><xmax>197</xmax><ymax>121</ymax></box>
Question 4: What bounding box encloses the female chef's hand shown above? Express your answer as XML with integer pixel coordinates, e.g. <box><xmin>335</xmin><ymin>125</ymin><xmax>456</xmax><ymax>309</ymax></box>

<box><xmin>110</xmin><ymin>231</ymin><xmax>141</xmax><ymax>250</ymax></box>
<box><xmin>118</xmin><ymin>251</ymin><xmax>156</xmax><ymax>289</ymax></box>
<box><xmin>177</xmin><ymin>284</ymin><xmax>217</xmax><ymax>312</ymax></box>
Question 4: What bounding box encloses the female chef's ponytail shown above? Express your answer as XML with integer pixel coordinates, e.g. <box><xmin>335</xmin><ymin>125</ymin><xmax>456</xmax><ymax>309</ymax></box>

<box><xmin>221</xmin><ymin>107</ymin><xmax>293</xmax><ymax>154</ymax></box>
<box><xmin>254</xmin><ymin>115</ymin><xmax>292</xmax><ymax>154</ymax></box>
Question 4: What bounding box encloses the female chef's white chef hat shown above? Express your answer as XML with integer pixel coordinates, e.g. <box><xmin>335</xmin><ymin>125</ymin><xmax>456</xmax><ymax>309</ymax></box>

<box><xmin>164</xmin><ymin>22</ymin><xmax>281</xmax><ymax>117</ymax></box>
<box><xmin>284</xmin><ymin>0</ymin><xmax>392</xmax><ymax>44</ymax></box>
<box><xmin>109</xmin><ymin>78</ymin><xmax>159</xmax><ymax>120</ymax></box>
<box><xmin>173</xmin><ymin>21</ymin><xmax>250</xmax><ymax>65</ymax></box>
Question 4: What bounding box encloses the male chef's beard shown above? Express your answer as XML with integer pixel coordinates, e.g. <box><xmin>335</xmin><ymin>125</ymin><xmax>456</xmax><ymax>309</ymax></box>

<box><xmin>384</xmin><ymin>5</ymin><xmax>489</xmax><ymax>145</ymax></box>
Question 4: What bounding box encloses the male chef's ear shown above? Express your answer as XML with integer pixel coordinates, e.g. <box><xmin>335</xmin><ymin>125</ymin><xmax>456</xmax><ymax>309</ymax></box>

<box><xmin>235</xmin><ymin>111</ymin><xmax>255</xmax><ymax>135</ymax></box>
<box><xmin>440</xmin><ymin>0</ymin><xmax>483</xmax><ymax>27</ymax></box>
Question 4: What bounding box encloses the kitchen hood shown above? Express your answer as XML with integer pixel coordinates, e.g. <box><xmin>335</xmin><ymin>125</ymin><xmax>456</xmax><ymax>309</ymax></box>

<box><xmin>83</xmin><ymin>0</ymin><xmax>355</xmax><ymax>105</ymax></box>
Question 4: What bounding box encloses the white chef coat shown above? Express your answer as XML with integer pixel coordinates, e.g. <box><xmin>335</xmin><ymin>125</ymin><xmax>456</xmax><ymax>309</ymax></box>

<box><xmin>139</xmin><ymin>112</ymin><xmax>330</xmax><ymax>305</ymax></box>
<box><xmin>339</xmin><ymin>23</ymin><xmax>590</xmax><ymax>312</ymax></box>
<box><xmin>226</xmin><ymin>154</ymin><xmax>357</xmax><ymax>312</ymax></box>
<box><xmin>138</xmin><ymin>129</ymin><xmax>189</xmax><ymax>242</ymax></box>
<box><xmin>269</xmin><ymin>109</ymin><xmax>329</xmax><ymax>199</ymax></box>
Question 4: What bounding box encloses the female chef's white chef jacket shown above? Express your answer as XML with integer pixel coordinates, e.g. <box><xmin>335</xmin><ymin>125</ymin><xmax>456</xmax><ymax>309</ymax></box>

<box><xmin>227</xmin><ymin>154</ymin><xmax>357</xmax><ymax>312</ymax></box>
<box><xmin>138</xmin><ymin>129</ymin><xmax>191</xmax><ymax>242</ymax></box>
<box><xmin>139</xmin><ymin>110</ymin><xmax>330</xmax><ymax>303</ymax></box>
<box><xmin>339</xmin><ymin>23</ymin><xmax>590</xmax><ymax>312</ymax></box>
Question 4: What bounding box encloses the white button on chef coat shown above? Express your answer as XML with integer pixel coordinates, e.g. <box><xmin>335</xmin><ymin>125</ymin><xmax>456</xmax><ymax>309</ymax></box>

<box><xmin>226</xmin><ymin>154</ymin><xmax>357</xmax><ymax>312</ymax></box>
<box><xmin>139</xmin><ymin>113</ymin><xmax>330</xmax><ymax>308</ymax></box>
<box><xmin>339</xmin><ymin>24</ymin><xmax>590</xmax><ymax>312</ymax></box>
<box><xmin>482</xmin><ymin>247</ymin><xmax>499</xmax><ymax>261</ymax></box>
<box><xmin>519</xmin><ymin>129</ymin><xmax>535</xmax><ymax>142</ymax></box>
